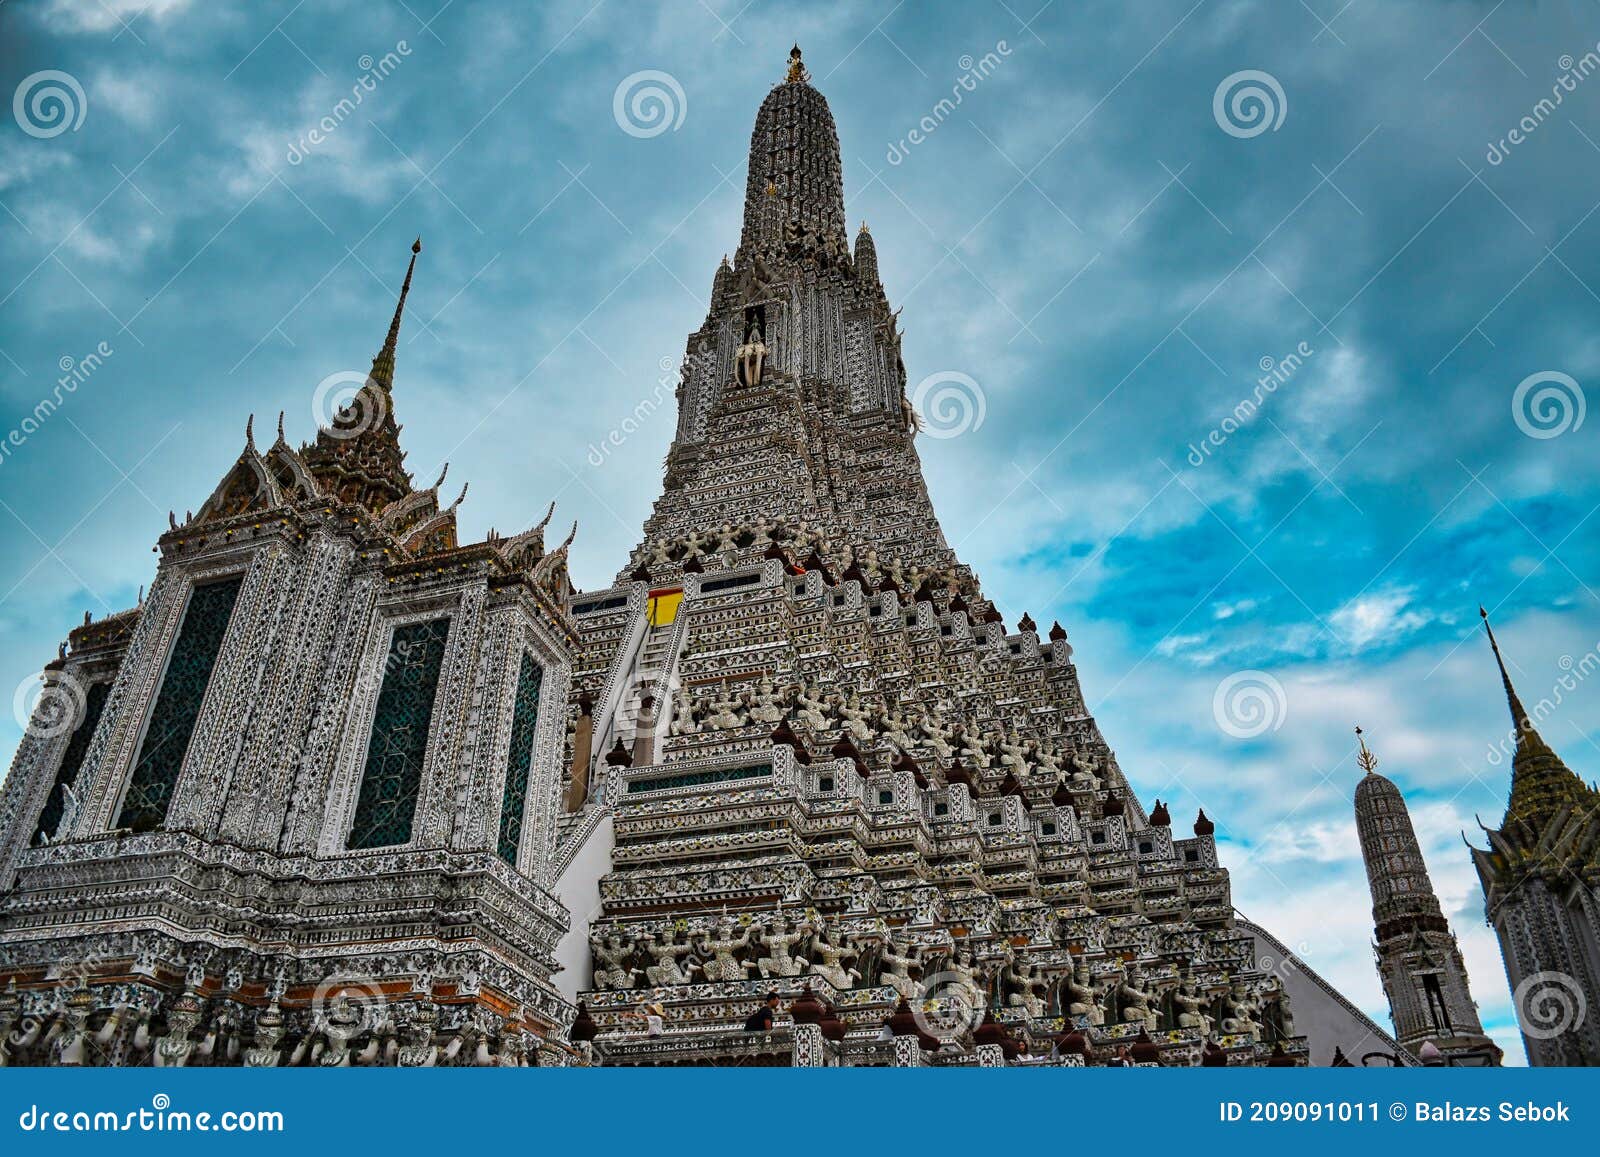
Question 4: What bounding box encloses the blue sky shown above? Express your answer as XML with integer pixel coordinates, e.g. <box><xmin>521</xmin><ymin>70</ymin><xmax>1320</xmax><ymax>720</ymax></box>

<box><xmin>4</xmin><ymin>0</ymin><xmax>1600</xmax><ymax>1064</ymax></box>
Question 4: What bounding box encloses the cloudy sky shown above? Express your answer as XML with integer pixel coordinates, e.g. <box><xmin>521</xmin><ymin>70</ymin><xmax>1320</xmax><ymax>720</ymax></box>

<box><xmin>4</xmin><ymin>0</ymin><xmax>1600</xmax><ymax>1064</ymax></box>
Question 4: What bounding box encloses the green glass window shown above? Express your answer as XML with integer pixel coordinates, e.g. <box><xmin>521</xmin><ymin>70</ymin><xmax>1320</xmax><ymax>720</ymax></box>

<box><xmin>117</xmin><ymin>576</ymin><xmax>244</xmax><ymax>831</ymax></box>
<box><xmin>33</xmin><ymin>681</ymin><xmax>111</xmax><ymax>845</ymax></box>
<box><xmin>346</xmin><ymin>617</ymin><xmax>450</xmax><ymax>850</ymax></box>
<box><xmin>497</xmin><ymin>653</ymin><xmax>544</xmax><ymax>864</ymax></box>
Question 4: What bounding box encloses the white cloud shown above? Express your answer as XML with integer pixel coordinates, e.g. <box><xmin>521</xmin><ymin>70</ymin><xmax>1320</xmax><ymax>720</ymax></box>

<box><xmin>40</xmin><ymin>0</ymin><xmax>191</xmax><ymax>34</ymax></box>
<box><xmin>92</xmin><ymin>68</ymin><xmax>161</xmax><ymax>127</ymax></box>
<box><xmin>1330</xmin><ymin>585</ymin><xmax>1432</xmax><ymax>650</ymax></box>
<box><xmin>1251</xmin><ymin>819</ymin><xmax>1361</xmax><ymax>866</ymax></box>
<box><xmin>0</xmin><ymin>144</ymin><xmax>73</xmax><ymax>194</ymax></box>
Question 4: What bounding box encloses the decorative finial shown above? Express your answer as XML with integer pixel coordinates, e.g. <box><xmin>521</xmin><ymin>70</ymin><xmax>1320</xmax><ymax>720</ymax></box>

<box><xmin>370</xmin><ymin>238</ymin><xmax>422</xmax><ymax>390</ymax></box>
<box><xmin>859</xmin><ymin>220</ymin><xmax>870</xmax><ymax>234</ymax></box>
<box><xmin>1479</xmin><ymin>604</ymin><xmax>1533</xmax><ymax>735</ymax></box>
<box><xmin>1355</xmin><ymin>725</ymin><xmax>1379</xmax><ymax>775</ymax></box>
<box><xmin>786</xmin><ymin>44</ymin><xmax>809</xmax><ymax>84</ymax></box>
<box><xmin>530</xmin><ymin>499</ymin><xmax>556</xmax><ymax>537</ymax></box>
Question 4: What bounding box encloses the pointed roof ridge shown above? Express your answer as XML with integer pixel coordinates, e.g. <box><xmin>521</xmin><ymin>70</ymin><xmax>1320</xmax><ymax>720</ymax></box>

<box><xmin>302</xmin><ymin>238</ymin><xmax>419</xmax><ymax>513</ymax></box>
<box><xmin>1478</xmin><ymin>606</ymin><xmax>1593</xmax><ymax>833</ymax></box>
<box><xmin>370</xmin><ymin>236</ymin><xmax>421</xmax><ymax>390</ymax></box>
<box><xmin>1479</xmin><ymin>606</ymin><xmax>1537</xmax><ymax>739</ymax></box>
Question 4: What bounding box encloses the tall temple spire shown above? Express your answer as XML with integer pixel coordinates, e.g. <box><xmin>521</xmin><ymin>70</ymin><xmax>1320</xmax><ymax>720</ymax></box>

<box><xmin>369</xmin><ymin>236</ymin><xmax>421</xmax><ymax>390</ymax></box>
<box><xmin>1469</xmin><ymin>608</ymin><xmax>1600</xmax><ymax>1065</ymax></box>
<box><xmin>302</xmin><ymin>238</ymin><xmax>420</xmax><ymax>512</ymax></box>
<box><xmin>738</xmin><ymin>46</ymin><xmax>848</xmax><ymax>268</ymax></box>
<box><xmin>1478</xmin><ymin>607</ymin><xmax>1588</xmax><ymax>828</ymax></box>
<box><xmin>1479</xmin><ymin>606</ymin><xmax>1534</xmax><ymax>737</ymax></box>
<box><xmin>1353</xmin><ymin>725</ymin><xmax>1498</xmax><ymax>1063</ymax></box>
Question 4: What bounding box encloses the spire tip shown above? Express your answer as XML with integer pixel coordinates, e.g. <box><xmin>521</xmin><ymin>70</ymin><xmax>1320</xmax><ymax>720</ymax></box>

<box><xmin>785</xmin><ymin>44</ymin><xmax>809</xmax><ymax>83</ymax></box>
<box><xmin>1355</xmin><ymin>725</ymin><xmax>1379</xmax><ymax>774</ymax></box>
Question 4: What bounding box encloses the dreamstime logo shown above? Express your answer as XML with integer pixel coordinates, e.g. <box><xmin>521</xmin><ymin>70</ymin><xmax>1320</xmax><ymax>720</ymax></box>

<box><xmin>1254</xmin><ymin>940</ymin><xmax>1311</xmax><ymax>984</ymax></box>
<box><xmin>13</xmin><ymin>70</ymin><xmax>88</xmax><ymax>139</ymax></box>
<box><xmin>1212</xmin><ymin>670</ymin><xmax>1287</xmax><ymax>739</ymax></box>
<box><xmin>349</xmin><ymin>637</ymin><xmax>418</xmax><ymax>708</ymax></box>
<box><xmin>912</xmin><ymin>970</ymin><xmax>986</xmax><ymax>1040</ymax></box>
<box><xmin>16</xmin><ymin>1092</ymin><xmax>284</xmax><ymax>1133</ymax></box>
<box><xmin>312</xmin><ymin>370</ymin><xmax>389</xmax><ymax>441</ymax></box>
<box><xmin>1511</xmin><ymin>370</ymin><xmax>1585</xmax><ymax>440</ymax></box>
<box><xmin>0</xmin><ymin>340</ymin><xmax>113</xmax><ymax>472</ymax></box>
<box><xmin>611</xmin><ymin>672</ymin><xmax>664</xmax><ymax>737</ymax></box>
<box><xmin>886</xmin><ymin>40</ymin><xmax>1012</xmax><ymax>164</ymax></box>
<box><xmin>588</xmin><ymin>356</ymin><xmax>678</xmax><ymax>467</ymax></box>
<box><xmin>13</xmin><ymin>670</ymin><xmax>87</xmax><ymax>742</ymax></box>
<box><xmin>1187</xmin><ymin>340</ymin><xmax>1314</xmax><ymax>467</ymax></box>
<box><xmin>286</xmin><ymin>42</ymin><xmax>411</xmax><ymax>165</ymax></box>
<box><xmin>911</xmin><ymin>371</ymin><xmax>986</xmax><ymax>439</ymax></box>
<box><xmin>1486</xmin><ymin>45</ymin><xmax>1600</xmax><ymax>165</ymax></box>
<box><xmin>1212</xmin><ymin>70</ymin><xmax>1287</xmax><ymax>139</ymax></box>
<box><xmin>613</xmin><ymin>70</ymin><xmax>687</xmax><ymax>139</ymax></box>
<box><xmin>1486</xmin><ymin>642</ymin><xmax>1600</xmax><ymax>767</ymax></box>
<box><xmin>1514</xmin><ymin>970</ymin><xmax>1587</xmax><ymax>1040</ymax></box>
<box><xmin>310</xmin><ymin>973</ymin><xmax>388</xmax><ymax>1039</ymax></box>
<box><xmin>11</xmin><ymin>944</ymin><xmax>114</xmax><ymax>1046</ymax></box>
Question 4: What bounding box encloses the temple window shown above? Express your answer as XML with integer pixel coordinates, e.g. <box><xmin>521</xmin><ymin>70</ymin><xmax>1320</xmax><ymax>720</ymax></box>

<box><xmin>117</xmin><ymin>577</ymin><xmax>244</xmax><ymax>830</ymax></box>
<box><xmin>497</xmin><ymin>652</ymin><xmax>544</xmax><ymax>865</ymax></box>
<box><xmin>33</xmin><ymin>681</ymin><xmax>111</xmax><ymax>844</ymax></box>
<box><xmin>346</xmin><ymin>617</ymin><xmax>451</xmax><ymax>850</ymax></box>
<box><xmin>1422</xmin><ymin>973</ymin><xmax>1453</xmax><ymax>1033</ymax></box>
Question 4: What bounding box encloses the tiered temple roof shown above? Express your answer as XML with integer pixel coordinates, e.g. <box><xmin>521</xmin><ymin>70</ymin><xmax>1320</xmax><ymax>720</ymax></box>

<box><xmin>553</xmin><ymin>48</ymin><xmax>1310</xmax><ymax>1067</ymax></box>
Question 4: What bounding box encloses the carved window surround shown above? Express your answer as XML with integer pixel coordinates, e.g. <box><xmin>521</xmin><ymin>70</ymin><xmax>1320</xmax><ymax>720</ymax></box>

<box><xmin>317</xmin><ymin>594</ymin><xmax>465</xmax><ymax>859</ymax></box>
<box><xmin>97</xmin><ymin>553</ymin><xmax>256</xmax><ymax>835</ymax></box>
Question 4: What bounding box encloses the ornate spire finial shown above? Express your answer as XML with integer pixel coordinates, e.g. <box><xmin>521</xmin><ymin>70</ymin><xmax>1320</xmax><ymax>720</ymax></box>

<box><xmin>786</xmin><ymin>44</ymin><xmax>808</xmax><ymax>84</ymax></box>
<box><xmin>1355</xmin><ymin>725</ymin><xmax>1379</xmax><ymax>775</ymax></box>
<box><xmin>1479</xmin><ymin>606</ymin><xmax>1533</xmax><ymax>735</ymax></box>
<box><xmin>370</xmin><ymin>238</ymin><xmax>421</xmax><ymax>390</ymax></box>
